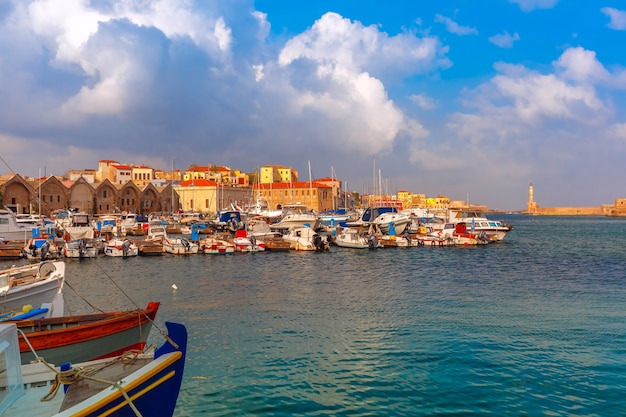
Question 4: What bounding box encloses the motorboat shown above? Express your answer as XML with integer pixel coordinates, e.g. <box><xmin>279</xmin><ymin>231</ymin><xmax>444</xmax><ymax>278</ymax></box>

<box><xmin>0</xmin><ymin>208</ymin><xmax>34</xmax><ymax>241</ymax></box>
<box><xmin>334</xmin><ymin>227</ymin><xmax>380</xmax><ymax>249</ymax></box>
<box><xmin>200</xmin><ymin>234</ymin><xmax>235</xmax><ymax>254</ymax></box>
<box><xmin>0</xmin><ymin>261</ymin><xmax>65</xmax><ymax>316</ymax></box>
<box><xmin>282</xmin><ymin>226</ymin><xmax>329</xmax><ymax>251</ymax></box>
<box><xmin>444</xmin><ymin>210</ymin><xmax>513</xmax><ymax>241</ymax></box>
<box><xmin>270</xmin><ymin>204</ymin><xmax>321</xmax><ymax>232</ymax></box>
<box><xmin>232</xmin><ymin>229</ymin><xmax>265</xmax><ymax>252</ymax></box>
<box><xmin>163</xmin><ymin>237</ymin><xmax>199</xmax><ymax>254</ymax></box>
<box><xmin>104</xmin><ymin>238</ymin><xmax>139</xmax><ymax>257</ymax></box>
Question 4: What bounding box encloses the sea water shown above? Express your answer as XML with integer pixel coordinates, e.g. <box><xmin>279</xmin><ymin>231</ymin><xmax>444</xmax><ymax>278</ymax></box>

<box><xmin>9</xmin><ymin>215</ymin><xmax>626</xmax><ymax>416</ymax></box>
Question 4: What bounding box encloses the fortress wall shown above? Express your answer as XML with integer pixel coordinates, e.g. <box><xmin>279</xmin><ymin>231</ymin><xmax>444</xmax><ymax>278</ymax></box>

<box><xmin>534</xmin><ymin>206</ymin><xmax>604</xmax><ymax>216</ymax></box>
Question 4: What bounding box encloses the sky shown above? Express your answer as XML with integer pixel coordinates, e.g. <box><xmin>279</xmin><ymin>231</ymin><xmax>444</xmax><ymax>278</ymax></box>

<box><xmin>1</xmin><ymin>0</ymin><xmax>626</xmax><ymax>210</ymax></box>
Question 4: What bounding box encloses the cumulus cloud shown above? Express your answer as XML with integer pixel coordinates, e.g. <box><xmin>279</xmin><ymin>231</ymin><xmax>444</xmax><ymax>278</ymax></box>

<box><xmin>489</xmin><ymin>31</ymin><xmax>520</xmax><ymax>48</ymax></box>
<box><xmin>447</xmin><ymin>47</ymin><xmax>615</xmax><ymax>147</ymax></box>
<box><xmin>601</xmin><ymin>7</ymin><xmax>626</xmax><ymax>30</ymax></box>
<box><xmin>434</xmin><ymin>14</ymin><xmax>478</xmax><ymax>35</ymax></box>
<box><xmin>275</xmin><ymin>12</ymin><xmax>448</xmax><ymax>154</ymax></box>
<box><xmin>510</xmin><ymin>0</ymin><xmax>559</xmax><ymax>12</ymax></box>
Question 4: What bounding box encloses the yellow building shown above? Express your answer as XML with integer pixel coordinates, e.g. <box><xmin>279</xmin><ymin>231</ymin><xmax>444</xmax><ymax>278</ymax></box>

<box><xmin>174</xmin><ymin>179</ymin><xmax>252</xmax><ymax>213</ymax></box>
<box><xmin>253</xmin><ymin>181</ymin><xmax>333</xmax><ymax>212</ymax></box>
<box><xmin>131</xmin><ymin>165</ymin><xmax>154</xmax><ymax>186</ymax></box>
<box><xmin>259</xmin><ymin>165</ymin><xmax>298</xmax><ymax>184</ymax></box>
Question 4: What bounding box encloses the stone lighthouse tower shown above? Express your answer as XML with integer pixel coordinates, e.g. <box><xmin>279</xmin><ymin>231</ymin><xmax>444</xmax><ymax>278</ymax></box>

<box><xmin>527</xmin><ymin>183</ymin><xmax>538</xmax><ymax>214</ymax></box>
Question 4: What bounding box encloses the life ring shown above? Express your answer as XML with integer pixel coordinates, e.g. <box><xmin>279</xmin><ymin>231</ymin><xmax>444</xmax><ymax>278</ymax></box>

<box><xmin>437</xmin><ymin>231</ymin><xmax>442</xmax><ymax>237</ymax></box>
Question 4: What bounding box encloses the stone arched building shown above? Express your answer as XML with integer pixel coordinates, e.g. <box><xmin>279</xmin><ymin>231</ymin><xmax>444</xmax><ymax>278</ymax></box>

<box><xmin>0</xmin><ymin>174</ymin><xmax>36</xmax><ymax>213</ymax></box>
<box><xmin>0</xmin><ymin>174</ymin><xmax>179</xmax><ymax>216</ymax></box>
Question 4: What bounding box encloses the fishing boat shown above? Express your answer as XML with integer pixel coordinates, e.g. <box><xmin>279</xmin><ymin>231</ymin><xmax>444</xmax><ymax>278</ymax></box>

<box><xmin>0</xmin><ymin>320</ymin><xmax>187</xmax><ymax>417</ymax></box>
<box><xmin>22</xmin><ymin>237</ymin><xmax>61</xmax><ymax>260</ymax></box>
<box><xmin>61</xmin><ymin>239</ymin><xmax>98</xmax><ymax>258</ymax></box>
<box><xmin>232</xmin><ymin>229</ymin><xmax>265</xmax><ymax>252</ymax></box>
<box><xmin>200</xmin><ymin>234</ymin><xmax>235</xmax><ymax>254</ymax></box>
<box><xmin>0</xmin><ymin>261</ymin><xmax>65</xmax><ymax>317</ymax></box>
<box><xmin>14</xmin><ymin>301</ymin><xmax>159</xmax><ymax>365</ymax></box>
<box><xmin>104</xmin><ymin>238</ymin><xmax>139</xmax><ymax>257</ymax></box>
<box><xmin>163</xmin><ymin>237</ymin><xmax>199</xmax><ymax>254</ymax></box>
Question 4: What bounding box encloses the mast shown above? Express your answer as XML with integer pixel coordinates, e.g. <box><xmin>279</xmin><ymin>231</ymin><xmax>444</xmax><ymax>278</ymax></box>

<box><xmin>308</xmin><ymin>161</ymin><xmax>313</xmax><ymax>209</ymax></box>
<box><xmin>171</xmin><ymin>158</ymin><xmax>175</xmax><ymax>212</ymax></box>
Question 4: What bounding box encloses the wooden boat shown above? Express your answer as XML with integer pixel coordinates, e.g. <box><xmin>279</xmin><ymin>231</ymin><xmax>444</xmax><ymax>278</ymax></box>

<box><xmin>137</xmin><ymin>240</ymin><xmax>164</xmax><ymax>255</ymax></box>
<box><xmin>0</xmin><ymin>261</ymin><xmax>65</xmax><ymax>316</ymax></box>
<box><xmin>0</xmin><ymin>320</ymin><xmax>187</xmax><ymax>417</ymax></box>
<box><xmin>0</xmin><ymin>240</ymin><xmax>25</xmax><ymax>258</ymax></box>
<box><xmin>262</xmin><ymin>236</ymin><xmax>292</xmax><ymax>252</ymax></box>
<box><xmin>14</xmin><ymin>301</ymin><xmax>160</xmax><ymax>365</ymax></box>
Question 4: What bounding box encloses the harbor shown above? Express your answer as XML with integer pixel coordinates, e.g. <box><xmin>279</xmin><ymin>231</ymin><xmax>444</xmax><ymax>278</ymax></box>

<box><xmin>2</xmin><ymin>214</ymin><xmax>625</xmax><ymax>416</ymax></box>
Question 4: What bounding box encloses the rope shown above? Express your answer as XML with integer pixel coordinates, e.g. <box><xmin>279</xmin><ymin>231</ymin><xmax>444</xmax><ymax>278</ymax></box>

<box><xmin>38</xmin><ymin>350</ymin><xmax>147</xmax><ymax>417</ymax></box>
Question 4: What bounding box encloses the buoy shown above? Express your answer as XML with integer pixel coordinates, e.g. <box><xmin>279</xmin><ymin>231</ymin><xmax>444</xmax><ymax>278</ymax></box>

<box><xmin>22</xmin><ymin>304</ymin><xmax>33</xmax><ymax>313</ymax></box>
<box><xmin>171</xmin><ymin>284</ymin><xmax>178</xmax><ymax>290</ymax></box>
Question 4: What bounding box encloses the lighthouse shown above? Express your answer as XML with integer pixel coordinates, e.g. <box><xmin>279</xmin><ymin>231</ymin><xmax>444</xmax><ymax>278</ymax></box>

<box><xmin>527</xmin><ymin>183</ymin><xmax>537</xmax><ymax>214</ymax></box>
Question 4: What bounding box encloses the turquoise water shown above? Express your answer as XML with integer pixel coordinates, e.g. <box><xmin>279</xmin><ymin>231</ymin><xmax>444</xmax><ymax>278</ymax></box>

<box><xmin>6</xmin><ymin>215</ymin><xmax>626</xmax><ymax>416</ymax></box>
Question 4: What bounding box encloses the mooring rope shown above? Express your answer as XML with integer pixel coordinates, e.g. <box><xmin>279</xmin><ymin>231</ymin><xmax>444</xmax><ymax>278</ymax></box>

<box><xmin>38</xmin><ymin>349</ymin><xmax>146</xmax><ymax>417</ymax></box>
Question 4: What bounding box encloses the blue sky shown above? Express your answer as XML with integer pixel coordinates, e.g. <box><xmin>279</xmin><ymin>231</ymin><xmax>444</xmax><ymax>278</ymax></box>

<box><xmin>1</xmin><ymin>0</ymin><xmax>626</xmax><ymax>210</ymax></box>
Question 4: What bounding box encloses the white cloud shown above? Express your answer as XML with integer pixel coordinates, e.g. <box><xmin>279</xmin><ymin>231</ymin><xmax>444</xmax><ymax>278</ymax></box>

<box><xmin>410</xmin><ymin>94</ymin><xmax>437</xmax><ymax>110</ymax></box>
<box><xmin>489</xmin><ymin>31</ymin><xmax>520</xmax><ymax>48</ymax></box>
<box><xmin>274</xmin><ymin>12</ymin><xmax>447</xmax><ymax>154</ymax></box>
<box><xmin>434</xmin><ymin>14</ymin><xmax>478</xmax><ymax>36</ymax></box>
<box><xmin>601</xmin><ymin>7</ymin><xmax>626</xmax><ymax>30</ymax></box>
<box><xmin>553</xmin><ymin>47</ymin><xmax>610</xmax><ymax>85</ymax></box>
<box><xmin>510</xmin><ymin>0</ymin><xmax>559</xmax><ymax>12</ymax></box>
<box><xmin>447</xmin><ymin>47</ymin><xmax>615</xmax><ymax>147</ymax></box>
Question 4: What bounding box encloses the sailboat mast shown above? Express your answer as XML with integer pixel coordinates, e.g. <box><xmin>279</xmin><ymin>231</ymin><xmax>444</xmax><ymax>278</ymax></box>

<box><xmin>308</xmin><ymin>161</ymin><xmax>313</xmax><ymax>209</ymax></box>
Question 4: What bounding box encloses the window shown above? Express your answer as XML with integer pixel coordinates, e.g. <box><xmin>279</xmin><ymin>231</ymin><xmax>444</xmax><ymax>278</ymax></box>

<box><xmin>103</xmin><ymin>190</ymin><xmax>107</xmax><ymax>198</ymax></box>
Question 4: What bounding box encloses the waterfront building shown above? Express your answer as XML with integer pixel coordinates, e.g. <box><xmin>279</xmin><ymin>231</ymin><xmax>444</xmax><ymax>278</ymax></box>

<box><xmin>253</xmin><ymin>181</ymin><xmax>333</xmax><ymax>213</ymax></box>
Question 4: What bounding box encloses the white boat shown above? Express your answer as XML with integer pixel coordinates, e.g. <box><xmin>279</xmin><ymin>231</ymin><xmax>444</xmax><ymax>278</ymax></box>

<box><xmin>344</xmin><ymin>206</ymin><xmax>409</xmax><ymax>234</ymax></box>
<box><xmin>232</xmin><ymin>229</ymin><xmax>265</xmax><ymax>252</ymax></box>
<box><xmin>282</xmin><ymin>226</ymin><xmax>328</xmax><ymax>251</ymax></box>
<box><xmin>0</xmin><ymin>320</ymin><xmax>187</xmax><ymax>417</ymax></box>
<box><xmin>425</xmin><ymin>222</ymin><xmax>492</xmax><ymax>246</ymax></box>
<box><xmin>163</xmin><ymin>237</ymin><xmax>199</xmax><ymax>254</ymax></box>
<box><xmin>443</xmin><ymin>210</ymin><xmax>513</xmax><ymax>241</ymax></box>
<box><xmin>61</xmin><ymin>239</ymin><xmax>98</xmax><ymax>258</ymax></box>
<box><xmin>334</xmin><ymin>227</ymin><xmax>380</xmax><ymax>249</ymax></box>
<box><xmin>200</xmin><ymin>235</ymin><xmax>235</xmax><ymax>254</ymax></box>
<box><xmin>0</xmin><ymin>208</ymin><xmax>34</xmax><ymax>241</ymax></box>
<box><xmin>270</xmin><ymin>204</ymin><xmax>321</xmax><ymax>231</ymax></box>
<box><xmin>0</xmin><ymin>261</ymin><xmax>65</xmax><ymax>316</ymax></box>
<box><xmin>22</xmin><ymin>237</ymin><xmax>60</xmax><ymax>260</ymax></box>
<box><xmin>372</xmin><ymin>211</ymin><xmax>412</xmax><ymax>235</ymax></box>
<box><xmin>104</xmin><ymin>238</ymin><xmax>138</xmax><ymax>257</ymax></box>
